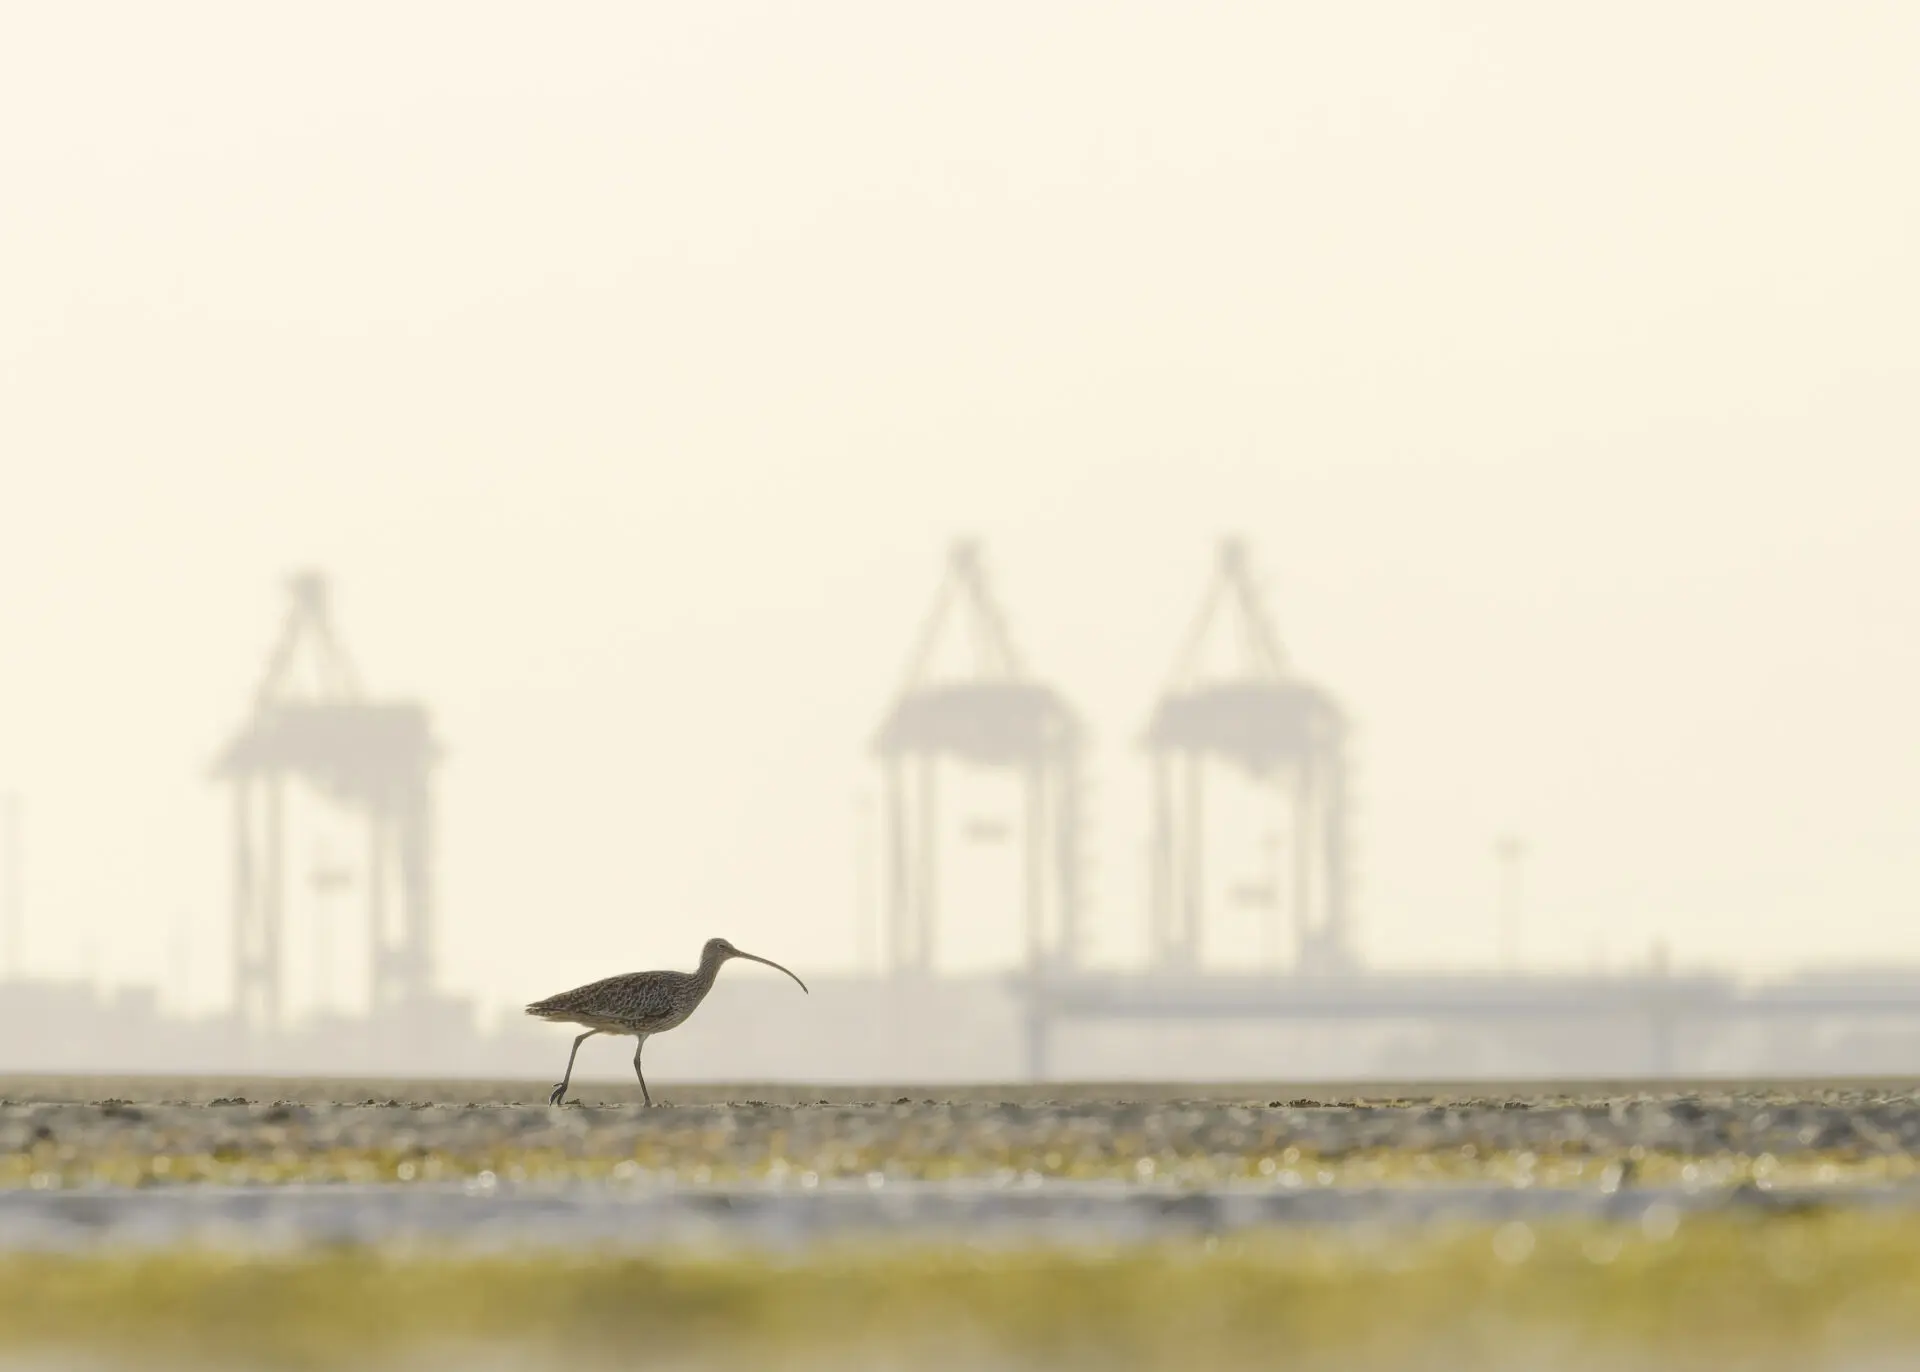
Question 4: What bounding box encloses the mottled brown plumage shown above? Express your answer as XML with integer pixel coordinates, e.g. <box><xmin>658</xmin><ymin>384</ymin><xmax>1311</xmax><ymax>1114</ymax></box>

<box><xmin>526</xmin><ymin>937</ymin><xmax>808</xmax><ymax>1105</ymax></box>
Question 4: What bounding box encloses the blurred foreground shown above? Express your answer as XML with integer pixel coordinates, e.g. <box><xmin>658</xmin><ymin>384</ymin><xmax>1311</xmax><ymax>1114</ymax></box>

<box><xmin>1</xmin><ymin>1077</ymin><xmax>1918</xmax><ymax>1369</ymax></box>
<box><xmin>3</xmin><ymin>1222</ymin><xmax>1918</xmax><ymax>1371</ymax></box>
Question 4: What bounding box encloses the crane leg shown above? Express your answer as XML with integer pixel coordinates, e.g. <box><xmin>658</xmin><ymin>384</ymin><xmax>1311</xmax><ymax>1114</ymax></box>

<box><xmin>633</xmin><ymin>1035</ymin><xmax>653</xmax><ymax>1107</ymax></box>
<box><xmin>548</xmin><ymin>1030</ymin><xmax>598</xmax><ymax>1106</ymax></box>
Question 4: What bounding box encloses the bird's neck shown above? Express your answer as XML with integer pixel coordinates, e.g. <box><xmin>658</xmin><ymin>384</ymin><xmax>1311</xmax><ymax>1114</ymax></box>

<box><xmin>695</xmin><ymin>949</ymin><xmax>726</xmax><ymax>986</ymax></box>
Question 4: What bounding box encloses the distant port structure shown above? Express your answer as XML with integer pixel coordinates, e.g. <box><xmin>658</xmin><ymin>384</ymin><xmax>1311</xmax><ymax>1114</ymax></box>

<box><xmin>871</xmin><ymin>540</ymin><xmax>1090</xmax><ymax>980</ymax></box>
<box><xmin>213</xmin><ymin>572</ymin><xmax>444</xmax><ymax>1034</ymax></box>
<box><xmin>8</xmin><ymin>547</ymin><xmax>1920</xmax><ymax>1082</ymax></box>
<box><xmin>868</xmin><ymin>539</ymin><xmax>1920</xmax><ymax>1080</ymax></box>
<box><xmin>1141</xmin><ymin>537</ymin><xmax>1355</xmax><ymax>976</ymax></box>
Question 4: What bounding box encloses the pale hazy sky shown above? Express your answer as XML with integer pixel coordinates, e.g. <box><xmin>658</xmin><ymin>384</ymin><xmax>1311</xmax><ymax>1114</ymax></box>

<box><xmin>3</xmin><ymin>3</ymin><xmax>1918</xmax><ymax>1018</ymax></box>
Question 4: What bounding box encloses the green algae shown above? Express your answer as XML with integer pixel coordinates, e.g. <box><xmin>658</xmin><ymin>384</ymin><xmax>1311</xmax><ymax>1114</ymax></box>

<box><xmin>1</xmin><ymin>1212</ymin><xmax>1919</xmax><ymax>1369</ymax></box>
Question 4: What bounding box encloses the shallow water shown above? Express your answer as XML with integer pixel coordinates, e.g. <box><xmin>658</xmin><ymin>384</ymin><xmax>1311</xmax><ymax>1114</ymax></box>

<box><xmin>0</xmin><ymin>1175</ymin><xmax>1913</xmax><ymax>1252</ymax></box>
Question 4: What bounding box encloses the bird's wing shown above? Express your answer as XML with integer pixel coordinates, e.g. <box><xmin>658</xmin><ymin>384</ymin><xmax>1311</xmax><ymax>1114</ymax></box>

<box><xmin>525</xmin><ymin>971</ymin><xmax>646</xmax><ymax>1015</ymax></box>
<box><xmin>526</xmin><ymin>971</ymin><xmax>685</xmax><ymax>1023</ymax></box>
<box><xmin>612</xmin><ymin>974</ymin><xmax>687</xmax><ymax>1023</ymax></box>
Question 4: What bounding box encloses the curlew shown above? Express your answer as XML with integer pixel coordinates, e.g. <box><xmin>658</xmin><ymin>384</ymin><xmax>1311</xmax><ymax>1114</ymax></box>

<box><xmin>525</xmin><ymin>937</ymin><xmax>808</xmax><ymax>1106</ymax></box>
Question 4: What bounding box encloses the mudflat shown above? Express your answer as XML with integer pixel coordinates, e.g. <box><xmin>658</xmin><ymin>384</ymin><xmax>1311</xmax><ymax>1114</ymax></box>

<box><xmin>9</xmin><ymin>1072</ymin><xmax>1920</xmax><ymax>1107</ymax></box>
<box><xmin>4</xmin><ymin>1075</ymin><xmax>1920</xmax><ymax>1190</ymax></box>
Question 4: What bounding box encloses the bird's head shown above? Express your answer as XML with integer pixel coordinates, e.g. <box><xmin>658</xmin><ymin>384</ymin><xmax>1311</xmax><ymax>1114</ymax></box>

<box><xmin>703</xmin><ymin>937</ymin><xmax>808</xmax><ymax>993</ymax></box>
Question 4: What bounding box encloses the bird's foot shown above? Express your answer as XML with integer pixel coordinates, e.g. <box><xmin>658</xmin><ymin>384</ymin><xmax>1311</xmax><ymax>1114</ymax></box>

<box><xmin>547</xmin><ymin>1084</ymin><xmax>568</xmax><ymax>1106</ymax></box>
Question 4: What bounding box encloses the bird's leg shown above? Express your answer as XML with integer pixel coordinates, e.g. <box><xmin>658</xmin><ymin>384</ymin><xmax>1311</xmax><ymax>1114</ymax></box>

<box><xmin>549</xmin><ymin>1030</ymin><xmax>598</xmax><ymax>1106</ymax></box>
<box><xmin>633</xmin><ymin>1035</ymin><xmax>652</xmax><ymax>1107</ymax></box>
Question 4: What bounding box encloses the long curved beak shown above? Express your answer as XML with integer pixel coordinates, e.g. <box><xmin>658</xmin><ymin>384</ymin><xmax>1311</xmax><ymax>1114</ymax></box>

<box><xmin>731</xmin><ymin>949</ymin><xmax>808</xmax><ymax>994</ymax></box>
